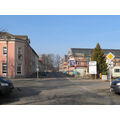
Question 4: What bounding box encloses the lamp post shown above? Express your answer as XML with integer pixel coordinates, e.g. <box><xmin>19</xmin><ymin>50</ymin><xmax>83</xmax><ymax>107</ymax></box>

<box><xmin>36</xmin><ymin>64</ymin><xmax>39</xmax><ymax>79</ymax></box>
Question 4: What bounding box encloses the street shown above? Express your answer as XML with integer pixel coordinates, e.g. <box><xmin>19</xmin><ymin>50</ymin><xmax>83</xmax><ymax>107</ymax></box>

<box><xmin>1</xmin><ymin>73</ymin><xmax>120</xmax><ymax>105</ymax></box>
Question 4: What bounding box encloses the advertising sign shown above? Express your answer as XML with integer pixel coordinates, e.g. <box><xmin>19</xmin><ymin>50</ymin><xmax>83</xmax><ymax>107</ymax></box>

<box><xmin>89</xmin><ymin>61</ymin><xmax>97</xmax><ymax>74</ymax></box>
<box><xmin>89</xmin><ymin>61</ymin><xmax>97</xmax><ymax>66</ymax></box>
<box><xmin>70</xmin><ymin>60</ymin><xmax>76</xmax><ymax>66</ymax></box>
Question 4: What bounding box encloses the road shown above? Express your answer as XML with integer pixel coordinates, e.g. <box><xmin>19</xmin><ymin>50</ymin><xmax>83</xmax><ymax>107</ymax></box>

<box><xmin>1</xmin><ymin>73</ymin><xmax>120</xmax><ymax>105</ymax></box>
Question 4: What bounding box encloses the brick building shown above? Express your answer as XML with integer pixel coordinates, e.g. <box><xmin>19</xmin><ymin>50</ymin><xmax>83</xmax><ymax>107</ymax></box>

<box><xmin>0</xmin><ymin>32</ymin><xmax>40</xmax><ymax>78</ymax></box>
<box><xmin>59</xmin><ymin>55</ymin><xmax>68</xmax><ymax>72</ymax></box>
<box><xmin>60</xmin><ymin>48</ymin><xmax>120</xmax><ymax>76</ymax></box>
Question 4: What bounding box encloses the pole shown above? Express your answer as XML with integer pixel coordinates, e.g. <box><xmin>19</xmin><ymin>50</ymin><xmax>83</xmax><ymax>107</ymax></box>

<box><xmin>95</xmin><ymin>74</ymin><xmax>96</xmax><ymax>80</ymax></box>
<box><xmin>37</xmin><ymin>70</ymin><xmax>38</xmax><ymax>79</ymax></box>
<box><xmin>109</xmin><ymin>64</ymin><xmax>112</xmax><ymax>92</ymax></box>
<box><xmin>68</xmin><ymin>65</ymin><xmax>69</xmax><ymax>75</ymax></box>
<box><xmin>37</xmin><ymin>64</ymin><xmax>39</xmax><ymax>79</ymax></box>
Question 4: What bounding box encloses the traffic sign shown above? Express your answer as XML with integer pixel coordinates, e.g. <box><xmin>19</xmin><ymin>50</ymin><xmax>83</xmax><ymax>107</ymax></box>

<box><xmin>106</xmin><ymin>52</ymin><xmax>115</xmax><ymax>92</ymax></box>
<box><xmin>108</xmin><ymin>62</ymin><xmax>114</xmax><ymax>68</ymax></box>
<box><xmin>36</xmin><ymin>68</ymin><xmax>39</xmax><ymax>72</ymax></box>
<box><xmin>106</xmin><ymin>52</ymin><xmax>115</xmax><ymax>61</ymax></box>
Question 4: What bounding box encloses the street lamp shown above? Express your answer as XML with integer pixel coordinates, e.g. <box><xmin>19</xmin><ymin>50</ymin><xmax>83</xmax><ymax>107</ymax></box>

<box><xmin>36</xmin><ymin>63</ymin><xmax>39</xmax><ymax>79</ymax></box>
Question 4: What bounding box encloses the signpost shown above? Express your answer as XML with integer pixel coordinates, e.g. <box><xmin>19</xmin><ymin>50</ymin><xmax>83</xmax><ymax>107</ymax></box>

<box><xmin>36</xmin><ymin>66</ymin><xmax>39</xmax><ymax>79</ymax></box>
<box><xmin>106</xmin><ymin>52</ymin><xmax>115</xmax><ymax>92</ymax></box>
<box><xmin>89</xmin><ymin>61</ymin><xmax>97</xmax><ymax>79</ymax></box>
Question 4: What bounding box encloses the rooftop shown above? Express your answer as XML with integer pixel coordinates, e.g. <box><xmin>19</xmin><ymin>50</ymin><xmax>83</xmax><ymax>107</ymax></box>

<box><xmin>0</xmin><ymin>32</ymin><xmax>30</xmax><ymax>44</ymax></box>
<box><xmin>70</xmin><ymin>48</ymin><xmax>120</xmax><ymax>57</ymax></box>
<box><xmin>0</xmin><ymin>32</ymin><xmax>38</xmax><ymax>57</ymax></box>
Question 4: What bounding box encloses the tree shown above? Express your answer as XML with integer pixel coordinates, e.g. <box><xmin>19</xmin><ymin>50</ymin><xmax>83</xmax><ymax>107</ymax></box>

<box><xmin>91</xmin><ymin>43</ymin><xmax>108</xmax><ymax>76</ymax></box>
<box><xmin>0</xmin><ymin>28</ymin><xmax>6</xmax><ymax>36</ymax></box>
<box><xmin>40</xmin><ymin>54</ymin><xmax>55</xmax><ymax>72</ymax></box>
<box><xmin>54</xmin><ymin>54</ymin><xmax>61</xmax><ymax>72</ymax></box>
<box><xmin>40</xmin><ymin>54</ymin><xmax>61</xmax><ymax>72</ymax></box>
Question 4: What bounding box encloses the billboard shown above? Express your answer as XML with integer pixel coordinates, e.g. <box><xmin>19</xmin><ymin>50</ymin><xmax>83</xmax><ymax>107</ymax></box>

<box><xmin>89</xmin><ymin>61</ymin><xmax>97</xmax><ymax>74</ymax></box>
<box><xmin>70</xmin><ymin>60</ymin><xmax>76</xmax><ymax>66</ymax></box>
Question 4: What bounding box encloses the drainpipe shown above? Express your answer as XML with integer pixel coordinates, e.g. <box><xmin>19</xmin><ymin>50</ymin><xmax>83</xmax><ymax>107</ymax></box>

<box><xmin>6</xmin><ymin>39</ymin><xmax>8</xmax><ymax>79</ymax></box>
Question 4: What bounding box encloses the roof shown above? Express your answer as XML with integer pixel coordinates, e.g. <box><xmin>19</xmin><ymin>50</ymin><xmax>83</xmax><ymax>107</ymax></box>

<box><xmin>30</xmin><ymin>46</ymin><xmax>39</xmax><ymax>58</ymax></box>
<box><xmin>0</xmin><ymin>32</ymin><xmax>38</xmax><ymax>57</ymax></box>
<box><xmin>14</xmin><ymin>35</ymin><xmax>28</xmax><ymax>39</ymax></box>
<box><xmin>70</xmin><ymin>48</ymin><xmax>120</xmax><ymax>57</ymax></box>
<box><xmin>0</xmin><ymin>32</ymin><xmax>30</xmax><ymax>44</ymax></box>
<box><xmin>0</xmin><ymin>32</ymin><xmax>14</xmax><ymax>37</ymax></box>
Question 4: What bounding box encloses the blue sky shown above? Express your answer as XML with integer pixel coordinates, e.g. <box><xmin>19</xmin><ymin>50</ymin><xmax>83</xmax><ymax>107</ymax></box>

<box><xmin>0</xmin><ymin>15</ymin><xmax>120</xmax><ymax>56</ymax></box>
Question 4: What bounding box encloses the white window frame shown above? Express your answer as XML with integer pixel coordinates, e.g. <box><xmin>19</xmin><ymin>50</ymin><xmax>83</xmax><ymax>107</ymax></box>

<box><xmin>3</xmin><ymin>47</ymin><xmax>7</xmax><ymax>55</ymax></box>
<box><xmin>2</xmin><ymin>63</ymin><xmax>7</xmax><ymax>74</ymax></box>
<box><xmin>17</xmin><ymin>64</ymin><xmax>22</xmax><ymax>75</ymax></box>
<box><xmin>114</xmin><ymin>69</ymin><xmax>120</xmax><ymax>73</ymax></box>
<box><xmin>17</xmin><ymin>47</ymin><xmax>23</xmax><ymax>60</ymax></box>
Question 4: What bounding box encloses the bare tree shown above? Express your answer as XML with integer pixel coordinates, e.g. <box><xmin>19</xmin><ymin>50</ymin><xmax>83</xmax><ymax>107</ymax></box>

<box><xmin>40</xmin><ymin>54</ymin><xmax>55</xmax><ymax>72</ymax></box>
<box><xmin>54</xmin><ymin>54</ymin><xmax>61</xmax><ymax>72</ymax></box>
<box><xmin>0</xmin><ymin>28</ymin><xmax>6</xmax><ymax>36</ymax></box>
<box><xmin>40</xmin><ymin>54</ymin><xmax>61</xmax><ymax>72</ymax></box>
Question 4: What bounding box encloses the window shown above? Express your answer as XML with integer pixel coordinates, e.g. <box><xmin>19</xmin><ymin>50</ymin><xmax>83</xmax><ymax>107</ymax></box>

<box><xmin>114</xmin><ymin>69</ymin><xmax>120</xmax><ymax>73</ymax></box>
<box><xmin>0</xmin><ymin>36</ymin><xmax>3</xmax><ymax>39</ymax></box>
<box><xmin>18</xmin><ymin>48</ymin><xmax>22</xmax><ymax>54</ymax></box>
<box><xmin>17</xmin><ymin>64</ymin><xmax>22</xmax><ymax>74</ymax></box>
<box><xmin>77</xmin><ymin>61</ymin><xmax>81</xmax><ymax>65</ymax></box>
<box><xmin>3</xmin><ymin>47</ymin><xmax>7</xmax><ymax>55</ymax></box>
<box><xmin>2</xmin><ymin>63</ymin><xmax>7</xmax><ymax>73</ymax></box>
<box><xmin>17</xmin><ymin>48</ymin><xmax>22</xmax><ymax>60</ymax></box>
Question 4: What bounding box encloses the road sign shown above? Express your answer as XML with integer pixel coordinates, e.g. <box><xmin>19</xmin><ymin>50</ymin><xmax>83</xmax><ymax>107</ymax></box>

<box><xmin>106</xmin><ymin>52</ymin><xmax>115</xmax><ymax>92</ymax></box>
<box><xmin>89</xmin><ymin>61</ymin><xmax>97</xmax><ymax>75</ymax></box>
<box><xmin>108</xmin><ymin>62</ymin><xmax>114</xmax><ymax>68</ymax></box>
<box><xmin>36</xmin><ymin>68</ymin><xmax>39</xmax><ymax>72</ymax></box>
<box><xmin>106</xmin><ymin>52</ymin><xmax>115</xmax><ymax>61</ymax></box>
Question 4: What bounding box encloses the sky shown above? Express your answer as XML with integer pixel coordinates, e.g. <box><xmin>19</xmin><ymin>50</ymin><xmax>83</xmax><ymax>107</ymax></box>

<box><xmin>0</xmin><ymin>15</ymin><xmax>120</xmax><ymax>56</ymax></box>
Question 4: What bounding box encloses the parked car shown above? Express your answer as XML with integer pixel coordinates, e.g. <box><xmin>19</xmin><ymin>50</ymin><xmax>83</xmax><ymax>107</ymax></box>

<box><xmin>0</xmin><ymin>76</ymin><xmax>14</xmax><ymax>95</ymax></box>
<box><xmin>111</xmin><ymin>78</ymin><xmax>120</xmax><ymax>93</ymax></box>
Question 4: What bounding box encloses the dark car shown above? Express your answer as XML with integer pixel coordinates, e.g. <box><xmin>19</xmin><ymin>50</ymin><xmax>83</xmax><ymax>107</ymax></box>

<box><xmin>111</xmin><ymin>78</ymin><xmax>120</xmax><ymax>93</ymax></box>
<box><xmin>0</xmin><ymin>76</ymin><xmax>14</xmax><ymax>95</ymax></box>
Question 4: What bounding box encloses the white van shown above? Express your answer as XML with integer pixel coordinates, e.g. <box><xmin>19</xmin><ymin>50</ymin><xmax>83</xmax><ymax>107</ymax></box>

<box><xmin>112</xmin><ymin>66</ymin><xmax>120</xmax><ymax>78</ymax></box>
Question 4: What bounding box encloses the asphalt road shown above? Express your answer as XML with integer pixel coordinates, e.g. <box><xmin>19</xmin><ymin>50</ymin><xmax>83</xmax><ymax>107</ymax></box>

<box><xmin>1</xmin><ymin>74</ymin><xmax>120</xmax><ymax>105</ymax></box>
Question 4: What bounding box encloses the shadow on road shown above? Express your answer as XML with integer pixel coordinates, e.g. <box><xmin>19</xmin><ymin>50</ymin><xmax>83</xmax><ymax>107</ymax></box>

<box><xmin>0</xmin><ymin>86</ymin><xmax>41</xmax><ymax>105</ymax></box>
<box><xmin>41</xmin><ymin>72</ymin><xmax>67</xmax><ymax>78</ymax></box>
<box><xmin>0</xmin><ymin>76</ymin><xmax>79</xmax><ymax>105</ymax></box>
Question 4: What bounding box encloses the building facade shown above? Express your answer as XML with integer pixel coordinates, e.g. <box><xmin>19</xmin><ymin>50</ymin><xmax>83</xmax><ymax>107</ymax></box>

<box><xmin>0</xmin><ymin>32</ymin><xmax>40</xmax><ymax>78</ymax></box>
<box><xmin>59</xmin><ymin>55</ymin><xmax>68</xmax><ymax>73</ymax></box>
<box><xmin>60</xmin><ymin>48</ymin><xmax>120</xmax><ymax>76</ymax></box>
